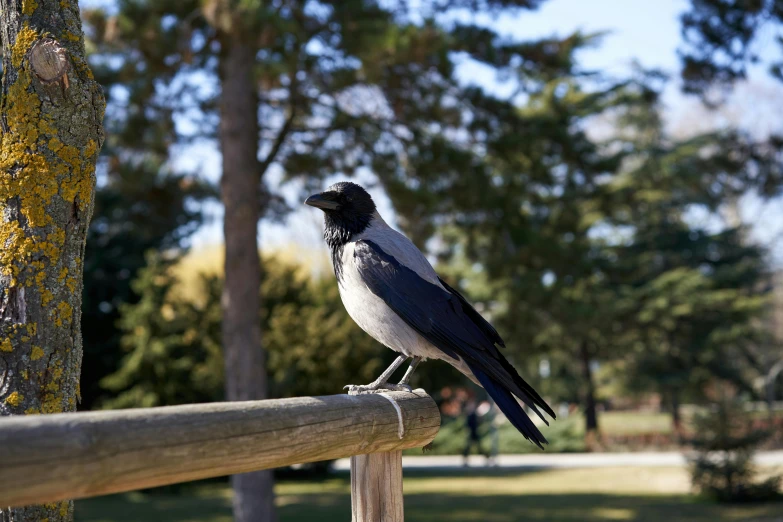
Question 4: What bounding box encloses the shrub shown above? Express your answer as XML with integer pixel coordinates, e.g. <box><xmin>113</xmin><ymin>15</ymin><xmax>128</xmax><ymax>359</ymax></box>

<box><xmin>688</xmin><ymin>400</ymin><xmax>781</xmax><ymax>503</ymax></box>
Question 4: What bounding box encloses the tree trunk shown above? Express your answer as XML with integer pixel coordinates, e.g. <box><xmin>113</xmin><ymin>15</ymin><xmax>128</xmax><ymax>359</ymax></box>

<box><xmin>670</xmin><ymin>388</ymin><xmax>682</xmax><ymax>436</ymax></box>
<box><xmin>0</xmin><ymin>1</ymin><xmax>104</xmax><ymax>521</ymax></box>
<box><xmin>219</xmin><ymin>38</ymin><xmax>276</xmax><ymax>522</ymax></box>
<box><xmin>579</xmin><ymin>341</ymin><xmax>600</xmax><ymax>446</ymax></box>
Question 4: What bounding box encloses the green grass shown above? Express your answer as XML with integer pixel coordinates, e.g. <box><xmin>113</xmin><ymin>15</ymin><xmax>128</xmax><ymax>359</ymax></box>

<box><xmin>409</xmin><ymin>410</ymin><xmax>676</xmax><ymax>456</ymax></box>
<box><xmin>75</xmin><ymin>467</ymin><xmax>783</xmax><ymax>522</ymax></box>
<box><xmin>596</xmin><ymin>411</ymin><xmax>674</xmax><ymax>435</ymax></box>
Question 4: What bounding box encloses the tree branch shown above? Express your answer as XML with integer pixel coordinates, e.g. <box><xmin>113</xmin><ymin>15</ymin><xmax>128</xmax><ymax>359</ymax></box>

<box><xmin>259</xmin><ymin>107</ymin><xmax>295</xmax><ymax>176</ymax></box>
<box><xmin>258</xmin><ymin>11</ymin><xmax>306</xmax><ymax>178</ymax></box>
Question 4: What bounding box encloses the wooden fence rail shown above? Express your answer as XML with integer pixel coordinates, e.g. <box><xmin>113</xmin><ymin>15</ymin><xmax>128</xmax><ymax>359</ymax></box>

<box><xmin>0</xmin><ymin>389</ymin><xmax>440</xmax><ymax>520</ymax></box>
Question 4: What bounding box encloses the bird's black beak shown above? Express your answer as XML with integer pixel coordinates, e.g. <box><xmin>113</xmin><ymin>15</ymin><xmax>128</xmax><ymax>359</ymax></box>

<box><xmin>304</xmin><ymin>192</ymin><xmax>339</xmax><ymax>211</ymax></box>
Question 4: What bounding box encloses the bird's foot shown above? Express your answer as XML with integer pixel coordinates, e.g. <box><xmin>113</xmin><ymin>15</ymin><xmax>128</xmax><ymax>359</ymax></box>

<box><xmin>344</xmin><ymin>382</ymin><xmax>413</xmax><ymax>395</ymax></box>
<box><xmin>383</xmin><ymin>383</ymin><xmax>413</xmax><ymax>393</ymax></box>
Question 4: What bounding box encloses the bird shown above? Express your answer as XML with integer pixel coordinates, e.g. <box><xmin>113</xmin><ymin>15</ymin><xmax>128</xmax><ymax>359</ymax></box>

<box><xmin>305</xmin><ymin>181</ymin><xmax>555</xmax><ymax>448</ymax></box>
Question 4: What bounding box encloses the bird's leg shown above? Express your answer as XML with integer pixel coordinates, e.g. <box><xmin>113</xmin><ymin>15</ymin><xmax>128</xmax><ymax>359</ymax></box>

<box><xmin>345</xmin><ymin>355</ymin><xmax>410</xmax><ymax>395</ymax></box>
<box><xmin>398</xmin><ymin>356</ymin><xmax>422</xmax><ymax>386</ymax></box>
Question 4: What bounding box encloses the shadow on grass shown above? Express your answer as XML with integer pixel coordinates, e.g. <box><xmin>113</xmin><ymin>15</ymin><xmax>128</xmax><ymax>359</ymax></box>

<box><xmin>75</xmin><ymin>489</ymin><xmax>233</xmax><ymax>522</ymax></box>
<box><xmin>76</xmin><ymin>487</ymin><xmax>783</xmax><ymax>522</ymax></box>
<box><xmin>403</xmin><ymin>493</ymin><xmax>783</xmax><ymax>522</ymax></box>
<box><xmin>401</xmin><ymin>466</ymin><xmax>556</xmax><ymax>478</ymax></box>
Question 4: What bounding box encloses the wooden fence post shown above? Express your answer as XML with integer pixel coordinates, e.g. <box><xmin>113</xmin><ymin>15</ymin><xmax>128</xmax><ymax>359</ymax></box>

<box><xmin>351</xmin><ymin>450</ymin><xmax>404</xmax><ymax>522</ymax></box>
<box><xmin>349</xmin><ymin>388</ymin><xmax>417</xmax><ymax>522</ymax></box>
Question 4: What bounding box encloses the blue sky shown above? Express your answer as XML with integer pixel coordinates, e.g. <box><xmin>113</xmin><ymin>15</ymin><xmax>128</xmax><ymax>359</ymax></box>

<box><xmin>177</xmin><ymin>0</ymin><xmax>782</xmax><ymax>263</ymax></box>
<box><xmin>469</xmin><ymin>0</ymin><xmax>686</xmax><ymax>72</ymax></box>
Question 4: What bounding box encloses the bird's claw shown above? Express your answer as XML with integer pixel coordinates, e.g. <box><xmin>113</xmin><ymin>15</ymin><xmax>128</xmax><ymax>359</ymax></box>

<box><xmin>344</xmin><ymin>383</ymin><xmax>413</xmax><ymax>395</ymax></box>
<box><xmin>344</xmin><ymin>384</ymin><xmax>375</xmax><ymax>395</ymax></box>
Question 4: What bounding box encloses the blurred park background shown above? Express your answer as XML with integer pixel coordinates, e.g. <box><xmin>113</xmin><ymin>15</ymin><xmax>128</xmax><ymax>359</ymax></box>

<box><xmin>70</xmin><ymin>0</ymin><xmax>783</xmax><ymax>520</ymax></box>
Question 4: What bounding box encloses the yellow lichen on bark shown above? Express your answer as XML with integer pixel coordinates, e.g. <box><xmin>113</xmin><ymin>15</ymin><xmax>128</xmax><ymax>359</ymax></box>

<box><xmin>57</xmin><ymin>142</ymin><xmax>96</xmax><ymax>209</ymax></box>
<box><xmin>45</xmin><ymin>365</ymin><xmax>64</xmax><ymax>391</ymax></box>
<box><xmin>41</xmin><ymin>394</ymin><xmax>64</xmax><ymax>413</ymax></box>
<box><xmin>52</xmin><ymin>301</ymin><xmax>73</xmax><ymax>327</ymax></box>
<box><xmin>1</xmin><ymin>6</ymin><xmax>102</xmax><ymax>519</ymax></box>
<box><xmin>1</xmin><ymin>24</ymin><xmax>57</xmax><ymax>284</ymax></box>
<box><xmin>63</xmin><ymin>31</ymin><xmax>81</xmax><ymax>43</ymax></box>
<box><xmin>21</xmin><ymin>0</ymin><xmax>38</xmax><ymax>16</ymax></box>
<box><xmin>11</xmin><ymin>25</ymin><xmax>37</xmax><ymax>68</ymax></box>
<box><xmin>29</xmin><ymin>349</ymin><xmax>68</xmax><ymax>413</ymax></box>
<box><xmin>5</xmin><ymin>392</ymin><xmax>24</xmax><ymax>407</ymax></box>
<box><xmin>41</xmin><ymin>288</ymin><xmax>54</xmax><ymax>306</ymax></box>
<box><xmin>0</xmin><ymin>23</ymin><xmax>99</xmax><ymax>292</ymax></box>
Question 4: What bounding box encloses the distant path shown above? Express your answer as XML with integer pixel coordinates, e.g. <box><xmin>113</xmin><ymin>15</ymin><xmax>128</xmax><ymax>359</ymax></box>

<box><xmin>332</xmin><ymin>451</ymin><xmax>783</xmax><ymax>471</ymax></box>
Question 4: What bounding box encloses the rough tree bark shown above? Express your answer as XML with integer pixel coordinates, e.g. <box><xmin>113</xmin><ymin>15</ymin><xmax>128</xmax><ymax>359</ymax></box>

<box><xmin>0</xmin><ymin>0</ymin><xmax>104</xmax><ymax>521</ymax></box>
<box><xmin>218</xmin><ymin>35</ymin><xmax>277</xmax><ymax>522</ymax></box>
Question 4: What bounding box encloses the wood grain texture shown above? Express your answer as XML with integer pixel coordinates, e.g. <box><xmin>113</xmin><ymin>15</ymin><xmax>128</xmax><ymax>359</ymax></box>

<box><xmin>0</xmin><ymin>390</ymin><xmax>439</xmax><ymax>508</ymax></box>
<box><xmin>351</xmin><ymin>450</ymin><xmax>404</xmax><ymax>522</ymax></box>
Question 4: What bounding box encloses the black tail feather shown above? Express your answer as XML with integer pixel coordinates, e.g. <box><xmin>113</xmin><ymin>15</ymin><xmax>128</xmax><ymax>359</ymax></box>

<box><xmin>498</xmin><ymin>356</ymin><xmax>557</xmax><ymax>420</ymax></box>
<box><xmin>468</xmin><ymin>363</ymin><xmax>548</xmax><ymax>450</ymax></box>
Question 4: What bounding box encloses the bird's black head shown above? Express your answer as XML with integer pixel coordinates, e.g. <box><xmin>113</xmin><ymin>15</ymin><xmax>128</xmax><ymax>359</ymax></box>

<box><xmin>305</xmin><ymin>181</ymin><xmax>377</xmax><ymax>251</ymax></box>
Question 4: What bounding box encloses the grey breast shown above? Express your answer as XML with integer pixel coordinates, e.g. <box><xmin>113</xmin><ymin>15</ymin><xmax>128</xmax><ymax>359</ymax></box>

<box><xmin>335</xmin><ymin>215</ymin><xmax>445</xmax><ymax>360</ymax></box>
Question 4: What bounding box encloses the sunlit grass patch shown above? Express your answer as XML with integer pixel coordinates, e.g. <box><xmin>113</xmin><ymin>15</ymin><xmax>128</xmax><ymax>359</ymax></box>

<box><xmin>76</xmin><ymin>466</ymin><xmax>783</xmax><ymax>522</ymax></box>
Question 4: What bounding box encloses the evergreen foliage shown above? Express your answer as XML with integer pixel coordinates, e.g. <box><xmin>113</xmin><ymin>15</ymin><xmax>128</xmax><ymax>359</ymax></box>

<box><xmin>689</xmin><ymin>399</ymin><xmax>781</xmax><ymax>502</ymax></box>
<box><xmin>80</xmin><ymin>0</ymin><xmax>607</xmax><ymax>411</ymax></box>
<box><xmin>679</xmin><ymin>0</ymin><xmax>783</xmax><ymax>97</ymax></box>
<box><xmin>81</xmin><ymin>165</ymin><xmax>211</xmax><ymax>409</ymax></box>
<box><xmin>603</xmin><ymin>84</ymin><xmax>776</xmax><ymax>421</ymax></box>
<box><xmin>80</xmin><ymin>1</ymin><xmax>783</xmax><ymax>457</ymax></box>
<box><xmin>103</xmin><ymin>253</ymin><xmax>388</xmax><ymax>406</ymax></box>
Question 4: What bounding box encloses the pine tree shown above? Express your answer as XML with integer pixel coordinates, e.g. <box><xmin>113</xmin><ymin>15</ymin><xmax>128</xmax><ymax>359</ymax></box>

<box><xmin>79</xmin><ymin>0</ymin><xmax>215</xmax><ymax>410</ymax></box>
<box><xmin>101</xmin><ymin>252</ymin><xmax>224</xmax><ymax>408</ymax></box>
<box><xmin>83</xmin><ymin>2</ymin><xmax>585</xmax><ymax>515</ymax></box>
<box><xmin>604</xmin><ymin>80</ymin><xmax>777</xmax><ymax>429</ymax></box>
<box><xmin>689</xmin><ymin>399</ymin><xmax>781</xmax><ymax>502</ymax></box>
<box><xmin>81</xmin><ymin>160</ymin><xmax>211</xmax><ymax>409</ymax></box>
<box><xmin>377</xmin><ymin>59</ymin><xmax>653</xmax><ymax>441</ymax></box>
<box><xmin>381</xmin><ymin>64</ymin><xmax>781</xmax><ymax>446</ymax></box>
<box><xmin>106</xmin><ymin>253</ymin><xmax>387</xmax><ymax>406</ymax></box>
<box><xmin>679</xmin><ymin>0</ymin><xmax>783</xmax><ymax>98</ymax></box>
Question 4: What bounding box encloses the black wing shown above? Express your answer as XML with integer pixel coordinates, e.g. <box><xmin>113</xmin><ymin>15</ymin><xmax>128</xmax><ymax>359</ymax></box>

<box><xmin>353</xmin><ymin>239</ymin><xmax>555</xmax><ymax>447</ymax></box>
<box><xmin>437</xmin><ymin>276</ymin><xmax>505</xmax><ymax>348</ymax></box>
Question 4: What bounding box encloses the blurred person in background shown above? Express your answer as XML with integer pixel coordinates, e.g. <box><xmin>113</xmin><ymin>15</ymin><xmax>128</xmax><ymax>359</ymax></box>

<box><xmin>479</xmin><ymin>400</ymin><xmax>500</xmax><ymax>466</ymax></box>
<box><xmin>463</xmin><ymin>397</ymin><xmax>491</xmax><ymax>466</ymax></box>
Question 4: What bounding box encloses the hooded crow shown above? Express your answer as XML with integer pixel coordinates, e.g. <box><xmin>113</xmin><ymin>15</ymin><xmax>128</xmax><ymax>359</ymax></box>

<box><xmin>305</xmin><ymin>181</ymin><xmax>555</xmax><ymax>447</ymax></box>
